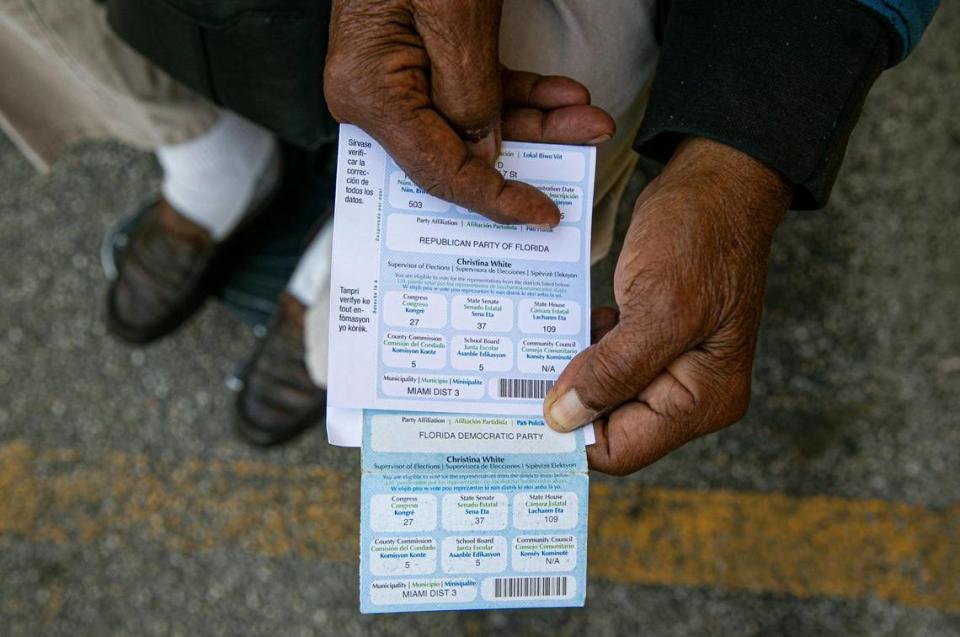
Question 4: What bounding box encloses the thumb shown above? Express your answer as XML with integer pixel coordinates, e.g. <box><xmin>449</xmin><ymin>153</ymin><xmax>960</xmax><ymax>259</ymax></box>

<box><xmin>413</xmin><ymin>1</ymin><xmax>503</xmax><ymax>158</ymax></box>
<box><xmin>543</xmin><ymin>319</ymin><xmax>683</xmax><ymax>433</ymax></box>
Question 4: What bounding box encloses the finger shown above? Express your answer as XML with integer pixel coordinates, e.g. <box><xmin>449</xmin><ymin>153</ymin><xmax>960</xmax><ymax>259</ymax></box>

<box><xmin>502</xmin><ymin>70</ymin><xmax>615</xmax><ymax>144</ymax></box>
<box><xmin>543</xmin><ymin>318</ymin><xmax>684</xmax><ymax>432</ymax></box>
<box><xmin>591</xmin><ymin>307</ymin><xmax>619</xmax><ymax>343</ymax></box>
<box><xmin>503</xmin><ymin>69</ymin><xmax>592</xmax><ymax>109</ymax></box>
<box><xmin>502</xmin><ymin>105</ymin><xmax>615</xmax><ymax>145</ymax></box>
<box><xmin>376</xmin><ymin>107</ymin><xmax>560</xmax><ymax>225</ymax></box>
<box><xmin>587</xmin><ymin>401</ymin><xmax>686</xmax><ymax>475</ymax></box>
<box><xmin>503</xmin><ymin>72</ymin><xmax>590</xmax><ymax>109</ymax></box>
<box><xmin>414</xmin><ymin>1</ymin><xmax>503</xmax><ymax>140</ymax></box>
<box><xmin>587</xmin><ymin>348</ymin><xmax>753</xmax><ymax>475</ymax></box>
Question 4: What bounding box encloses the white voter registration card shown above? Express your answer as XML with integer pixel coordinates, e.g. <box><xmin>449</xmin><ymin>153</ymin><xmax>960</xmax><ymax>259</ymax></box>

<box><xmin>326</xmin><ymin>124</ymin><xmax>594</xmax><ymax>612</ymax></box>
<box><xmin>359</xmin><ymin>410</ymin><xmax>588</xmax><ymax>613</ymax></box>
<box><xmin>327</xmin><ymin>124</ymin><xmax>594</xmax><ymax>419</ymax></box>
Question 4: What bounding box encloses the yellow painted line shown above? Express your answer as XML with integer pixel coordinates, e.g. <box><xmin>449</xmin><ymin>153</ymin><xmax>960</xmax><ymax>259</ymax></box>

<box><xmin>1</xmin><ymin>441</ymin><xmax>958</xmax><ymax>612</ymax></box>
<box><xmin>589</xmin><ymin>482</ymin><xmax>960</xmax><ymax>611</ymax></box>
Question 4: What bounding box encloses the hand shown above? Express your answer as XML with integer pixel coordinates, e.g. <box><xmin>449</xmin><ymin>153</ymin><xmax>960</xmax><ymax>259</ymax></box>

<box><xmin>324</xmin><ymin>0</ymin><xmax>615</xmax><ymax>225</ymax></box>
<box><xmin>543</xmin><ymin>137</ymin><xmax>793</xmax><ymax>475</ymax></box>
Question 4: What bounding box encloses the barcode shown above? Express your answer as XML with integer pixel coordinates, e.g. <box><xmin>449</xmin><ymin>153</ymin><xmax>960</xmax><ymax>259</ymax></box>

<box><xmin>497</xmin><ymin>378</ymin><xmax>554</xmax><ymax>399</ymax></box>
<box><xmin>492</xmin><ymin>576</ymin><xmax>569</xmax><ymax>599</ymax></box>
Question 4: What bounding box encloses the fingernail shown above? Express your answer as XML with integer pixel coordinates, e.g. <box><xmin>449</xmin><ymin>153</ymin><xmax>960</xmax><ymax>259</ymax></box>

<box><xmin>586</xmin><ymin>134</ymin><xmax>611</xmax><ymax>146</ymax></box>
<box><xmin>546</xmin><ymin>389</ymin><xmax>594</xmax><ymax>432</ymax></box>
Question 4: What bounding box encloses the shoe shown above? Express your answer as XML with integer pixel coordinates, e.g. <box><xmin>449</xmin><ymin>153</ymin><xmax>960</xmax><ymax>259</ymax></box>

<box><xmin>106</xmin><ymin>195</ymin><xmax>272</xmax><ymax>344</ymax></box>
<box><xmin>235</xmin><ymin>293</ymin><xmax>326</xmax><ymax>446</ymax></box>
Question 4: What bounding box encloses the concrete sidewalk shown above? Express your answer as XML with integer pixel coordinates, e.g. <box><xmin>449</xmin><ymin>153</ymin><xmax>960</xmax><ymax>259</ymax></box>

<box><xmin>1</xmin><ymin>5</ymin><xmax>958</xmax><ymax>636</ymax></box>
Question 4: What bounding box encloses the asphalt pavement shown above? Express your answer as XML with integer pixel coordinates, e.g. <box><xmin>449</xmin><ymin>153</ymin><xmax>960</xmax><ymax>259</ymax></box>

<box><xmin>1</xmin><ymin>5</ymin><xmax>958</xmax><ymax>636</ymax></box>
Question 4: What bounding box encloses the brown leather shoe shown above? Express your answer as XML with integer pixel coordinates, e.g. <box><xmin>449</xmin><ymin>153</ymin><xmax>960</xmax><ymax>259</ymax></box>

<box><xmin>107</xmin><ymin>197</ymin><xmax>269</xmax><ymax>344</ymax></box>
<box><xmin>235</xmin><ymin>293</ymin><xmax>326</xmax><ymax>446</ymax></box>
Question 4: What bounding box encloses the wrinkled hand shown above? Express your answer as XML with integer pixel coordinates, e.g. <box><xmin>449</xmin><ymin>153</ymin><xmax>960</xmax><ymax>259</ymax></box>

<box><xmin>324</xmin><ymin>0</ymin><xmax>615</xmax><ymax>225</ymax></box>
<box><xmin>543</xmin><ymin>137</ymin><xmax>793</xmax><ymax>475</ymax></box>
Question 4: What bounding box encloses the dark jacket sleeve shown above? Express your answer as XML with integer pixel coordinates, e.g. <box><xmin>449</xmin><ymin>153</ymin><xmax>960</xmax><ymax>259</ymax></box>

<box><xmin>634</xmin><ymin>0</ymin><xmax>939</xmax><ymax>209</ymax></box>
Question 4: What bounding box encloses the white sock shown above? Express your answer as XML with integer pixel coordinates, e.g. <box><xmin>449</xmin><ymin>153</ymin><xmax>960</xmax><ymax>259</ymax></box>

<box><xmin>156</xmin><ymin>112</ymin><xmax>280</xmax><ymax>240</ymax></box>
<box><xmin>287</xmin><ymin>219</ymin><xmax>334</xmax><ymax>307</ymax></box>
